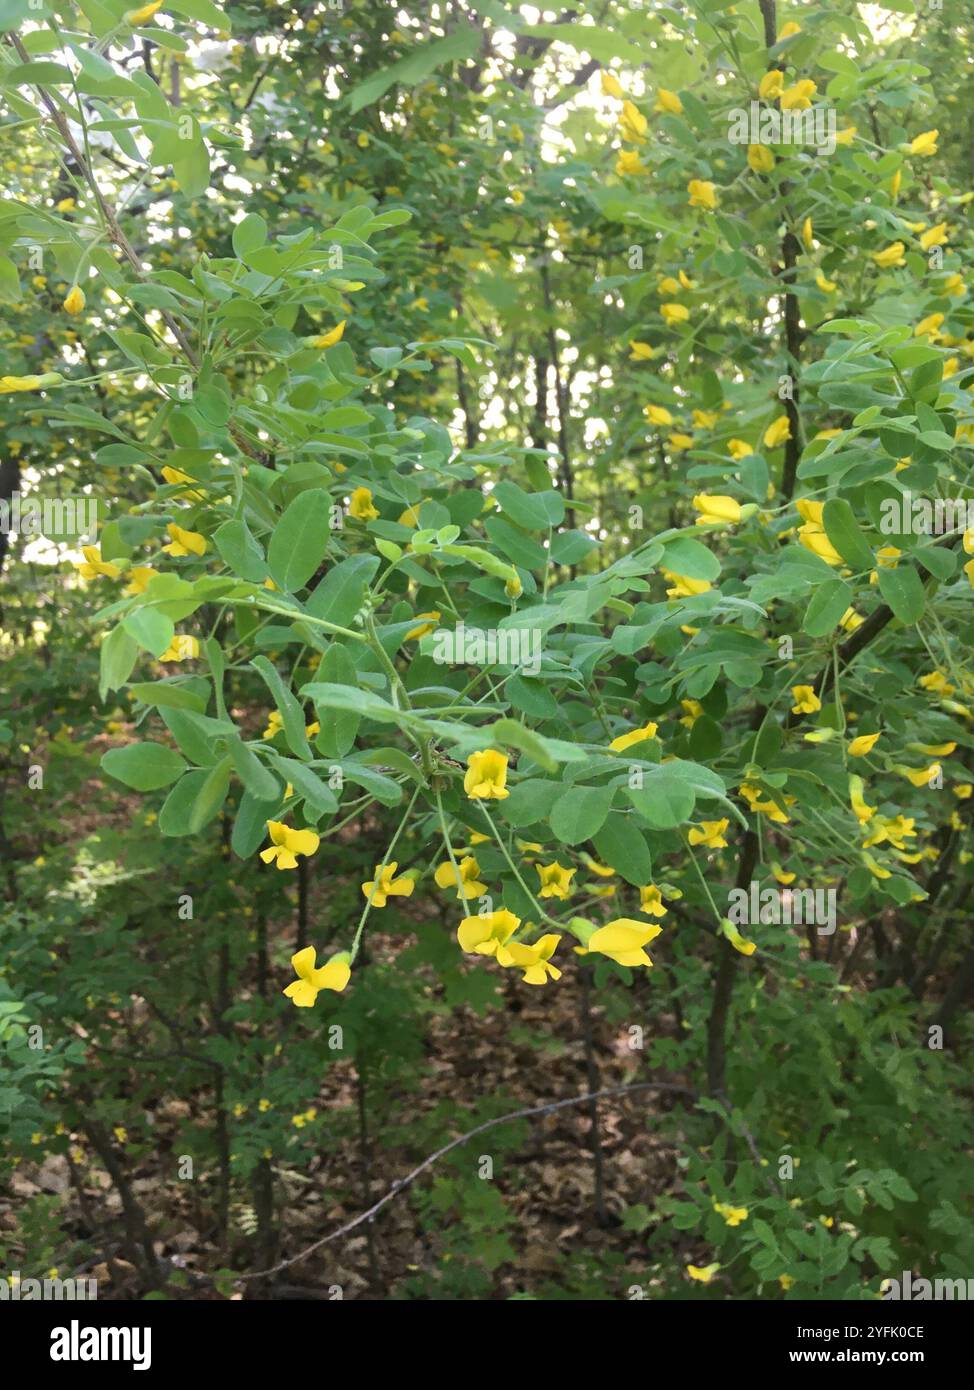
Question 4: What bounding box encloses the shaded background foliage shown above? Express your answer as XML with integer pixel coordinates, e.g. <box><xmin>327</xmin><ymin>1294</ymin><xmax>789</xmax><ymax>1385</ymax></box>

<box><xmin>1</xmin><ymin>0</ymin><xmax>973</xmax><ymax>1300</ymax></box>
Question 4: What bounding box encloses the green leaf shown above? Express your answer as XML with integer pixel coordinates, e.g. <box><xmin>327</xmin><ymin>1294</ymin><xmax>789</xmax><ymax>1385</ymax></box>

<box><xmin>488</xmin><ymin>718</ymin><xmax>559</xmax><ymax>773</ymax></box>
<box><xmin>549</xmin><ymin>785</ymin><xmax>614</xmax><ymax>846</ymax></box>
<box><xmin>592</xmin><ymin>814</ymin><xmax>653</xmax><ymax>886</ymax></box>
<box><xmin>267</xmin><ymin>488</ymin><xmax>332</xmax><ymax>592</ymax></box>
<box><xmin>268</xmin><ymin>755</ymin><xmax>339</xmax><ymax>820</ymax></box>
<box><xmin>252</xmin><ymin>655</ymin><xmax>312</xmax><ymax>759</ymax></box>
<box><xmin>660</xmin><ymin>536</ymin><xmax>721</xmax><ymax>581</ymax></box>
<box><xmin>214</xmin><ymin>517</ymin><xmax>267</xmax><ymax>583</ymax></box>
<box><xmin>305</xmin><ymin>553</ymin><xmax>379</xmax><ymax>626</ymax></box>
<box><xmin>626</xmin><ymin>767</ymin><xmax>696</xmax><ymax>829</ymax></box>
<box><xmin>101</xmin><ymin>741</ymin><xmax>187</xmax><ymax>791</ymax></box>
<box><xmin>803</xmin><ymin>578</ymin><xmax>853</xmax><ymax>637</ymax></box>
<box><xmin>492</xmin><ymin>481</ymin><xmax>565</xmax><ymax>531</ymax></box>
<box><xmin>346</xmin><ymin>29</ymin><xmax>482</xmax><ymax>113</ymax></box>
<box><xmin>499</xmin><ymin>778</ymin><xmax>562</xmax><ymax>828</ymax></box>
<box><xmin>877</xmin><ymin>565</ymin><xmax>925</xmax><ymax>624</ymax></box>
<box><xmin>226</xmin><ymin>735</ymin><xmax>279</xmax><ymax>801</ymax></box>
<box><xmin>122</xmin><ymin>605</ymin><xmax>175</xmax><ymax>659</ymax></box>
<box><xmin>188</xmin><ymin>756</ymin><xmax>232</xmax><ymax>832</ymax></box>
<box><xmin>822</xmin><ymin>499</ymin><xmax>875</xmax><ymax>571</ymax></box>
<box><xmin>127</xmin><ymin>681</ymin><xmax>207</xmax><ymax>714</ymax></box>
<box><xmin>232</xmin><ymin>213</ymin><xmax>267</xmax><ymax>258</ymax></box>
<box><xmin>99</xmin><ymin>625</ymin><xmax>139</xmax><ymax>701</ymax></box>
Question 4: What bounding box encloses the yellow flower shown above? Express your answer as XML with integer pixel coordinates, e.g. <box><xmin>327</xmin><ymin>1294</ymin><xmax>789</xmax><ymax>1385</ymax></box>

<box><xmin>609</xmin><ymin>721</ymin><xmax>658</xmax><ymax>753</ymax></box>
<box><xmin>834</xmin><ymin>125</ymin><xmax>856</xmax><ymax>145</ymax></box>
<box><xmin>815</xmin><ymin>272</ymin><xmax>837</xmax><ymax>293</ymax></box>
<box><xmin>645</xmin><ymin>404</ymin><xmax>674</xmax><ymax>427</ymax></box>
<box><xmin>779</xmin><ymin>1273</ymin><xmax>796</xmax><ymax>1290</ymax></box>
<box><xmin>262</xmin><ymin>709</ymin><xmax>283</xmax><ymax>740</ymax></box>
<box><xmin>0</xmin><ymin>372</ymin><xmax>63</xmax><ymax>393</ymax></box>
<box><xmin>791</xmin><ymin>685</ymin><xmax>821</xmax><ymax>715</ymax></box>
<box><xmin>283</xmin><ymin>946</ymin><xmax>350</xmax><ymax>1007</ymax></box>
<box><xmin>55</xmin><ymin>196</ymin><xmax>75</xmax><ymax>212</ymax></box>
<box><xmin>747</xmin><ymin>144</ymin><xmax>775</xmax><ymax>174</ymax></box>
<box><xmin>771</xmin><ymin>863</ymin><xmax>795</xmax><ymax>886</ymax></box>
<box><xmin>628</xmin><ymin>340</ymin><xmax>657</xmax><ymax>361</ymax></box>
<box><xmin>615</xmin><ymin>149</ymin><xmax>647</xmax><ymax>176</ymax></box>
<box><xmin>660</xmin><ymin>302</ymin><xmax>690</xmax><ymax>327</ymax></box>
<box><xmin>361</xmin><ymin>861</ymin><xmax>414</xmax><ymax>906</ymax></box>
<box><xmin>727</xmin><ymin>438</ymin><xmax>753</xmax><ymax>460</ymax></box>
<box><xmin>714</xmin><ymin>1201</ymin><xmax>749</xmax><ymax>1226</ymax></box>
<box><xmin>764</xmin><ymin>415</ymin><xmax>791</xmax><ymax>449</ymax></box>
<box><xmin>655</xmin><ymin>88</ymin><xmax>683</xmax><ymax>115</ymax></box>
<box><xmin>687</xmin><ymin>1263</ymin><xmax>720</xmax><ymax>1283</ymax></box>
<box><xmin>619</xmin><ymin>100</ymin><xmax>648</xmax><ymax>143</ymax></box>
<box><xmin>908</xmin><ymin>130</ymin><xmax>938</xmax><ymax>157</ymax></box>
<box><xmin>914</xmin><ymin>312</ymin><xmax>944</xmax><ymax>341</ymax></box>
<box><xmin>601</xmin><ymin>71</ymin><xmax>624</xmax><ymax>99</ymax></box>
<box><xmin>725</xmin><ymin>922</ymin><xmax>759</xmax><ymax>953</ymax></box>
<box><xmin>163</xmin><ymin>523</ymin><xmax>207</xmax><ymax>557</ymax></box>
<box><xmin>464</xmin><ymin>748</ymin><xmax>510</xmax><ymax>800</ymax></box>
<box><xmin>73</xmin><ymin>545</ymin><xmax>120</xmax><ymax>580</ymax></box>
<box><xmin>159</xmin><ymin>634</ymin><xmax>199</xmax><ymax>662</ymax></box>
<box><xmin>663</xmin><ymin>570</ymin><xmax>711</xmax><ymax>598</ymax></box>
<box><xmin>124</xmin><ymin>1</ymin><xmax>163</xmax><ymax>24</ymax></box>
<box><xmin>349</xmin><ymin>486</ymin><xmax>379</xmax><ymax>521</ymax></box>
<box><xmin>536</xmin><ymin>861</ymin><xmax>576</xmax><ymax>899</ymax></box>
<box><xmin>63</xmin><ymin>285</ymin><xmax>85</xmax><ymax>315</ymax></box>
<box><xmin>639</xmin><ymin>884</ymin><xmax>668</xmax><ymax>918</ymax></box>
<box><xmin>434</xmin><ymin>856</ymin><xmax>487</xmax><ymax>900</ymax></box>
<box><xmin>872</xmin><ymin>242</ymin><xmax>906</xmax><ymax>269</ymax></box>
<box><xmin>692</xmin><ymin>409</ymin><xmax>720</xmax><ymax>429</ymax></box>
<box><xmin>357</xmin><ymin>132</ymin><xmax>370</xmax><ymax>148</ymax></box>
<box><xmin>509</xmin><ymin>189</ymin><xmax>525</xmax><ymax>206</ymax></box>
<box><xmin>687</xmin><ymin>179</ymin><xmax>718</xmax><ymax>210</ymax></box>
<box><xmin>800</xmin><ymin>528</ymin><xmax>843</xmax><ymax>565</ymax></box>
<box><xmin>901</xmin><ymin>762</ymin><xmax>942</xmax><ymax>787</ymax></box>
<box><xmin>780</xmin><ymin>80</ymin><xmax>817</xmax><ymax>111</ymax></box>
<box><xmin>780</xmin><ymin>20</ymin><xmax>801</xmax><ymax>37</ymax></box>
<box><xmin>953</xmin><ymin>784</ymin><xmax>972</xmax><ymax>800</ymax></box>
<box><xmin>693</xmin><ymin>494</ymin><xmax>742</xmax><ymax>525</ymax></box>
<box><xmin>457</xmin><ymin>908</ymin><xmax>520</xmax><ymax>962</ymax></box>
<box><xmin>919</xmin><ymin>222</ymin><xmax>948</xmax><ymax>251</ymax></box>
<box><xmin>124</xmin><ymin>567</ymin><xmax>155</xmax><ymax>595</ymax></box>
<box><xmin>919</xmin><ymin>670</ymin><xmax>954</xmax><ymax>697</ymax></box>
<box><xmin>758</xmin><ymin>70</ymin><xmax>784</xmax><ymax>100</ymax></box>
<box><xmin>260</xmin><ymin>820</ymin><xmax>320</xmax><ymax>870</ymax></box>
<box><xmin>658</xmin><ymin>275</ymin><xmax>682</xmax><ymax>296</ymax></box>
<box><xmin>405</xmin><ymin>610</ymin><xmax>440</xmax><ymax>640</ymax></box>
<box><xmin>580</xmin><ymin>854</ymin><xmax>616</xmax><ymax>878</ymax></box>
<box><xmin>587</xmin><ymin>918</ymin><xmax>662</xmax><ymax>967</ymax></box>
<box><xmin>849</xmin><ymin>774</ymin><xmax>876</xmax><ymax>825</ymax></box>
<box><xmin>505</xmin><ymin>933</ymin><xmax>562</xmax><ymax>985</ymax></box>
<box><xmin>688</xmin><ymin>819</ymin><xmax>729</xmax><ymax>849</ymax></box>
<box><xmin>848</xmin><ymin>733</ymin><xmax>880</xmax><ymax>757</ymax></box>
<box><xmin>312</xmin><ymin>320</ymin><xmax>346</xmax><ymax>349</ymax></box>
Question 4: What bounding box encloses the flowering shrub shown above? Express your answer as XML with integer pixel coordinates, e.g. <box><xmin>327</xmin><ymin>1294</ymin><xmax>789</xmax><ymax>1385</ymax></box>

<box><xmin>2</xmin><ymin>0</ymin><xmax>973</xmax><ymax>1304</ymax></box>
